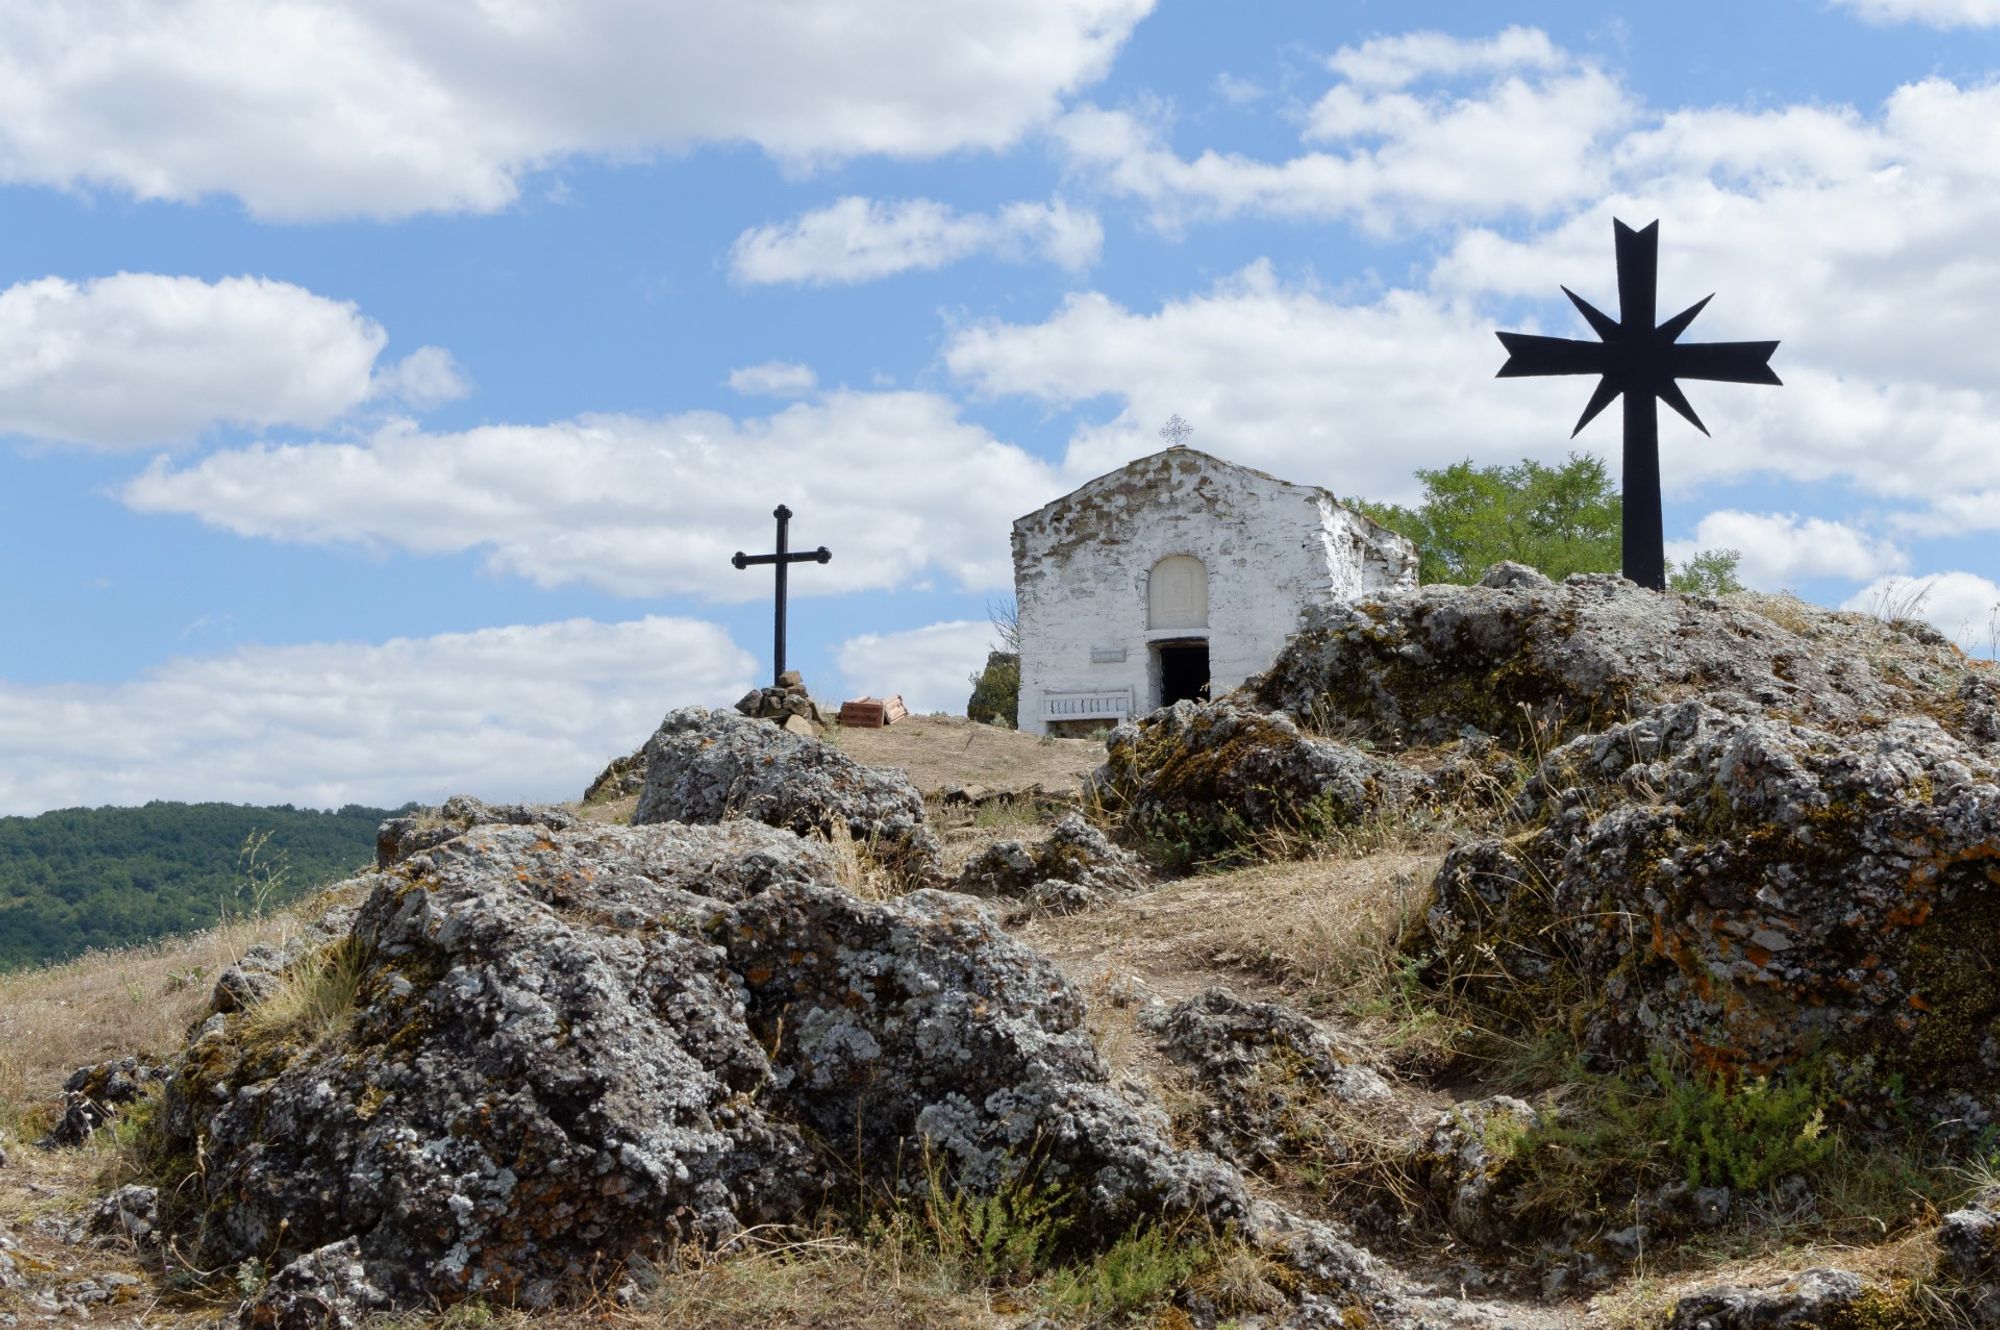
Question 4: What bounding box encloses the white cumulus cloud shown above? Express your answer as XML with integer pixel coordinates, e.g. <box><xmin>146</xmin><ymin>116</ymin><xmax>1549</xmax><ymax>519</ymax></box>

<box><xmin>836</xmin><ymin>620</ymin><xmax>996</xmax><ymax>715</ymax></box>
<box><xmin>1053</xmin><ymin>27</ymin><xmax>1631</xmax><ymax>231</ymax></box>
<box><xmin>946</xmin><ymin>261</ymin><xmax>1560</xmax><ymax>505</ymax></box>
<box><xmin>1841</xmin><ymin>572</ymin><xmax>2000</xmax><ymax>651</ymax></box>
<box><xmin>0</xmin><ymin>273</ymin><xmax>449</xmax><ymax>448</ymax></box>
<box><xmin>730</xmin><ymin>196</ymin><xmax>1102</xmax><ymax>285</ymax></box>
<box><xmin>1665</xmin><ymin>511</ymin><xmax>1908</xmax><ymax>590</ymax></box>
<box><xmin>0</xmin><ymin>0</ymin><xmax>1153</xmax><ymax>219</ymax></box>
<box><xmin>0</xmin><ymin>615</ymin><xmax>753</xmax><ymax>816</ymax></box>
<box><xmin>726</xmin><ymin>362</ymin><xmax>818</xmax><ymax>398</ymax></box>
<box><xmin>122</xmin><ymin>391</ymin><xmax>1064</xmax><ymax>600</ymax></box>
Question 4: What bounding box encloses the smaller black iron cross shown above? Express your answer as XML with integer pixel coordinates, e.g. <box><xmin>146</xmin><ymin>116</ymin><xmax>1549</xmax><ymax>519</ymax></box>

<box><xmin>1495</xmin><ymin>219</ymin><xmax>1781</xmax><ymax>590</ymax></box>
<box><xmin>732</xmin><ymin>505</ymin><xmax>831</xmax><ymax>687</ymax></box>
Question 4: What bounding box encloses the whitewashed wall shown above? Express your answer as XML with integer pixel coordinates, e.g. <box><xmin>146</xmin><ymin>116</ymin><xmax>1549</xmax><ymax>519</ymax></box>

<box><xmin>1012</xmin><ymin>448</ymin><xmax>1416</xmax><ymax>734</ymax></box>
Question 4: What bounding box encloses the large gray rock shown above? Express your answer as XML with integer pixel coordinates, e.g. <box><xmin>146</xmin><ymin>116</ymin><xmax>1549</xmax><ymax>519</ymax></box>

<box><xmin>1427</xmin><ymin>697</ymin><xmax>2000</xmax><ymax>1120</ymax></box>
<box><xmin>634</xmin><ymin>707</ymin><xmax>941</xmax><ymax>883</ymax></box>
<box><xmin>145</xmin><ymin>817</ymin><xmax>1315</xmax><ymax>1324</ymax></box>
<box><xmin>1665</xmin><ymin>1268</ymin><xmax>1870</xmax><ymax>1328</ymax></box>
<box><xmin>1254</xmin><ymin>572</ymin><xmax>1953</xmax><ymax>751</ymax></box>
<box><xmin>1094</xmin><ymin>699</ymin><xmax>1411</xmax><ymax>868</ymax></box>
<box><xmin>953</xmin><ymin>812</ymin><xmax>1151</xmax><ymax>915</ymax></box>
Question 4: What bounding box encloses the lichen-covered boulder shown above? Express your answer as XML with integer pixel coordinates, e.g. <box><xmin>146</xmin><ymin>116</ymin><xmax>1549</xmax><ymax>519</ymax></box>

<box><xmin>1094</xmin><ymin>700</ymin><xmax>1411</xmax><ymax>867</ymax></box>
<box><xmin>375</xmin><ymin>794</ymin><xmax>579</xmax><ymax>868</ymax></box>
<box><xmin>634</xmin><ymin>707</ymin><xmax>941</xmax><ymax>883</ymax></box>
<box><xmin>1254</xmin><ymin>570</ymin><xmax>1948</xmax><ymax>752</ymax></box>
<box><xmin>1145</xmin><ymin>988</ymin><xmax>1389</xmax><ymax>1167</ymax></box>
<box><xmin>1665</xmin><ymin>1267</ymin><xmax>1871</xmax><ymax>1329</ymax></box>
<box><xmin>1428</xmin><ymin>698</ymin><xmax>2000</xmax><ymax>1119</ymax></box>
<box><xmin>146</xmin><ymin>817</ymin><xmax>1283</xmax><ymax>1324</ymax></box>
<box><xmin>953</xmin><ymin>813</ymin><xmax>1150</xmax><ymax>914</ymax></box>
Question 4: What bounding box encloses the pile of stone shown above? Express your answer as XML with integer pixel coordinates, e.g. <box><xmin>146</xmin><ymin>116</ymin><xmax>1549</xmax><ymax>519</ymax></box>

<box><xmin>734</xmin><ymin>669</ymin><xmax>829</xmax><ymax>736</ymax></box>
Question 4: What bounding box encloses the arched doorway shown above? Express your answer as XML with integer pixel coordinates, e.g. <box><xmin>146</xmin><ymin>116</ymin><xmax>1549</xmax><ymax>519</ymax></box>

<box><xmin>1148</xmin><ymin>556</ymin><xmax>1209</xmax><ymax>707</ymax></box>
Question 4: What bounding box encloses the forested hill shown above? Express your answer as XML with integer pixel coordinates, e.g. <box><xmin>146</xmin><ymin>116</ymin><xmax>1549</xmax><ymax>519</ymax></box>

<box><xmin>0</xmin><ymin>801</ymin><xmax>413</xmax><ymax>970</ymax></box>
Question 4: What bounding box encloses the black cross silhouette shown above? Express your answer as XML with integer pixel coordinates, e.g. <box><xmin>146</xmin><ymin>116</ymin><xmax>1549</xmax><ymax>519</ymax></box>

<box><xmin>1495</xmin><ymin>219</ymin><xmax>1781</xmax><ymax>590</ymax></box>
<box><xmin>731</xmin><ymin>505</ymin><xmax>831</xmax><ymax>687</ymax></box>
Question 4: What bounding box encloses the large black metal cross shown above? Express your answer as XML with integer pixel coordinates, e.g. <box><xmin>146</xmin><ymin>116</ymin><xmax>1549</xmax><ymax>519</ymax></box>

<box><xmin>1495</xmin><ymin>219</ymin><xmax>1781</xmax><ymax>590</ymax></box>
<box><xmin>731</xmin><ymin>504</ymin><xmax>831</xmax><ymax>687</ymax></box>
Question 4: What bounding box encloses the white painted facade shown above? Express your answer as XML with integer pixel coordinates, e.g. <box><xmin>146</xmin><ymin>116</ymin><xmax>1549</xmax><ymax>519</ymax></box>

<box><xmin>1012</xmin><ymin>447</ymin><xmax>1418</xmax><ymax>735</ymax></box>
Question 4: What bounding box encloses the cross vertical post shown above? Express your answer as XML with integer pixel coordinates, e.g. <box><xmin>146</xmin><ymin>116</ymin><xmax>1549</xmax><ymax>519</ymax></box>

<box><xmin>731</xmin><ymin>505</ymin><xmax>832</xmax><ymax>686</ymax></box>
<box><xmin>1495</xmin><ymin>218</ymin><xmax>1781</xmax><ymax>590</ymax></box>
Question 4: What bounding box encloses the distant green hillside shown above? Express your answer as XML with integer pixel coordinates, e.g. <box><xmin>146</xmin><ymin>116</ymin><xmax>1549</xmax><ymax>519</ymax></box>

<box><xmin>0</xmin><ymin>801</ymin><xmax>412</xmax><ymax>970</ymax></box>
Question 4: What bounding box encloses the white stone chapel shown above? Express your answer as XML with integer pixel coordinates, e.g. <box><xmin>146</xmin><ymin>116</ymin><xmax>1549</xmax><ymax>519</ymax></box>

<box><xmin>1012</xmin><ymin>446</ymin><xmax>1418</xmax><ymax>735</ymax></box>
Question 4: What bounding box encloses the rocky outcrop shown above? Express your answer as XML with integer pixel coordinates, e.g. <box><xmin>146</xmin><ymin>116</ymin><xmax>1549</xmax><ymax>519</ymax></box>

<box><xmin>634</xmin><ymin>707</ymin><xmax>941</xmax><ymax>883</ymax></box>
<box><xmin>1426</xmin><ymin>698</ymin><xmax>2000</xmax><ymax>1116</ymax></box>
<box><xmin>1254</xmin><ymin>568</ymin><xmax>1955</xmax><ymax>752</ymax></box>
<box><xmin>375</xmin><ymin>795</ymin><xmax>578</xmax><ymax>869</ymax></box>
<box><xmin>143</xmin><ymin>817</ymin><xmax>1344</xmax><ymax>1325</ymax></box>
<box><xmin>1145</xmin><ymin>988</ymin><xmax>1390</xmax><ymax>1168</ymax></box>
<box><xmin>953</xmin><ymin>813</ymin><xmax>1150</xmax><ymax>915</ymax></box>
<box><xmin>37</xmin><ymin>1057</ymin><xmax>170</xmax><ymax>1148</ymax></box>
<box><xmin>1094</xmin><ymin>700</ymin><xmax>1411</xmax><ymax>867</ymax></box>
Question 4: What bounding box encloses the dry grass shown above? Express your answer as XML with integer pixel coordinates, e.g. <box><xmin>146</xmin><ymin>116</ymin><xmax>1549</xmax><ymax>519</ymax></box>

<box><xmin>827</xmin><ymin>714</ymin><xmax>1102</xmax><ymax>800</ymax></box>
<box><xmin>0</xmin><ymin>916</ymin><xmax>289</xmax><ymax>1142</ymax></box>
<box><xmin>1586</xmin><ymin>1226</ymin><xmax>1957</xmax><ymax>1329</ymax></box>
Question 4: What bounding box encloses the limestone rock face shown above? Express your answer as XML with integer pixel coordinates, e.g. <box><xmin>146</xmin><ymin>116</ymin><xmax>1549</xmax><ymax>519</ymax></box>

<box><xmin>1429</xmin><ymin>698</ymin><xmax>2000</xmax><ymax>1115</ymax></box>
<box><xmin>634</xmin><ymin>707</ymin><xmax>940</xmax><ymax>883</ymax></box>
<box><xmin>953</xmin><ymin>813</ymin><xmax>1150</xmax><ymax>914</ymax></box>
<box><xmin>375</xmin><ymin>795</ymin><xmax>578</xmax><ymax>869</ymax></box>
<box><xmin>1093</xmin><ymin>699</ymin><xmax>1409</xmax><ymax>866</ymax></box>
<box><xmin>148</xmin><ymin>819</ymin><xmax>1275</xmax><ymax>1323</ymax></box>
<box><xmin>1254</xmin><ymin>572</ymin><xmax>1927</xmax><ymax>751</ymax></box>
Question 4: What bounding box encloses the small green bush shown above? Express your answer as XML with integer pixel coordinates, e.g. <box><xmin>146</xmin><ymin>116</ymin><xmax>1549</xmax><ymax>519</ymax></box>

<box><xmin>1041</xmin><ymin>1224</ymin><xmax>1207</xmax><ymax>1323</ymax></box>
<box><xmin>966</xmin><ymin>651</ymin><xmax>1020</xmax><ymax>728</ymax></box>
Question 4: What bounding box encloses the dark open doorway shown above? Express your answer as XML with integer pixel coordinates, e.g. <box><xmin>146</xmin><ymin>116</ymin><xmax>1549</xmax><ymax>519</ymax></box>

<box><xmin>1158</xmin><ymin>641</ymin><xmax>1209</xmax><ymax>708</ymax></box>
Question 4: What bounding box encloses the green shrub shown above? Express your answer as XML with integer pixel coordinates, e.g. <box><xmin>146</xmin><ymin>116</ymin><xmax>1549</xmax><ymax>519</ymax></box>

<box><xmin>966</xmin><ymin>651</ymin><xmax>1020</xmax><ymax>728</ymax></box>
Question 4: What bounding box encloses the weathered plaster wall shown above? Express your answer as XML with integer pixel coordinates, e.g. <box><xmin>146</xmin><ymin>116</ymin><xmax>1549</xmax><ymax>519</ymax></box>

<box><xmin>1012</xmin><ymin>448</ymin><xmax>1416</xmax><ymax>735</ymax></box>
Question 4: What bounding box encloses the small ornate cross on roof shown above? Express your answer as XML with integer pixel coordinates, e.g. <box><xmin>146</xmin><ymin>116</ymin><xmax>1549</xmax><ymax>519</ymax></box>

<box><xmin>731</xmin><ymin>504</ymin><xmax>831</xmax><ymax>687</ymax></box>
<box><xmin>1159</xmin><ymin>414</ymin><xmax>1193</xmax><ymax>448</ymax></box>
<box><xmin>1495</xmin><ymin>219</ymin><xmax>1781</xmax><ymax>590</ymax></box>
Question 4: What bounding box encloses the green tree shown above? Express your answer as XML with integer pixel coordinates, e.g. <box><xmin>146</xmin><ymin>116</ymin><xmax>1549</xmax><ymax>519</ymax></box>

<box><xmin>1350</xmin><ymin>453</ymin><xmax>1742</xmax><ymax>591</ymax></box>
<box><xmin>965</xmin><ymin>596</ymin><xmax>1021</xmax><ymax>727</ymax></box>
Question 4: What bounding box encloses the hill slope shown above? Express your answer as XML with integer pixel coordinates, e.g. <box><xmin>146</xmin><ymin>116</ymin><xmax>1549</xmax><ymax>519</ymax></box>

<box><xmin>0</xmin><ymin>801</ymin><xmax>407</xmax><ymax>969</ymax></box>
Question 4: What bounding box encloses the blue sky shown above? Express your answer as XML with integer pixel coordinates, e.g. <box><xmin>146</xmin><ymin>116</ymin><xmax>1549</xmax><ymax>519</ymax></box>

<box><xmin>4</xmin><ymin>0</ymin><xmax>2000</xmax><ymax>814</ymax></box>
